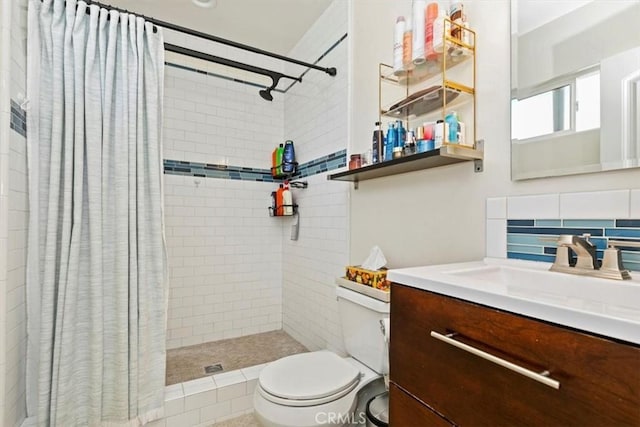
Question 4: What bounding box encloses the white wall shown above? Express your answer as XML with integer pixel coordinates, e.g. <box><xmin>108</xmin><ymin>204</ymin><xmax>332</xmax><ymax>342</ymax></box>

<box><xmin>281</xmin><ymin>0</ymin><xmax>350</xmax><ymax>353</ymax></box>
<box><xmin>349</xmin><ymin>0</ymin><xmax>640</xmax><ymax>269</ymax></box>
<box><xmin>0</xmin><ymin>0</ymin><xmax>28</xmax><ymax>425</ymax></box>
<box><xmin>517</xmin><ymin>1</ymin><xmax>640</xmax><ymax>90</ymax></box>
<box><xmin>163</xmin><ymin>62</ymin><xmax>285</xmax><ymax>349</ymax></box>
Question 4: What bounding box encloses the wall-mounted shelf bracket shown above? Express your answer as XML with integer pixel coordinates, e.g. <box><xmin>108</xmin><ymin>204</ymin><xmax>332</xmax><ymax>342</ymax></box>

<box><xmin>474</xmin><ymin>140</ymin><xmax>484</xmax><ymax>173</ymax></box>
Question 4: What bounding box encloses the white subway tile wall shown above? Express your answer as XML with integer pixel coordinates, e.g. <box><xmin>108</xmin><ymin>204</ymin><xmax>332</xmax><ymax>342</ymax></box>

<box><xmin>162</xmin><ymin>64</ymin><xmax>284</xmax><ymax>167</ymax></box>
<box><xmin>163</xmin><ymin>41</ymin><xmax>287</xmax><ymax>348</ymax></box>
<box><xmin>507</xmin><ymin>193</ymin><xmax>560</xmax><ymax>220</ymax></box>
<box><xmin>486</xmin><ymin>197</ymin><xmax>507</xmax><ymax>220</ymax></box>
<box><xmin>559</xmin><ymin>190</ymin><xmax>630</xmax><ymax>219</ymax></box>
<box><xmin>486</xmin><ymin>219</ymin><xmax>507</xmax><ymax>258</ymax></box>
<box><xmin>282</xmin><ymin>0</ymin><xmax>350</xmax><ymax>353</ymax></box>
<box><xmin>164</xmin><ymin>175</ymin><xmax>283</xmax><ymax>349</ymax></box>
<box><xmin>3</xmin><ymin>0</ymin><xmax>28</xmax><ymax>426</ymax></box>
<box><xmin>146</xmin><ymin>366</ymin><xmax>265</xmax><ymax>427</ymax></box>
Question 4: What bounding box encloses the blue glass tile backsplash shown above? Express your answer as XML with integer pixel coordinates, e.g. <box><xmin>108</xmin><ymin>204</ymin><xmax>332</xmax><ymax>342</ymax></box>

<box><xmin>164</xmin><ymin>149</ymin><xmax>347</xmax><ymax>182</ymax></box>
<box><xmin>507</xmin><ymin>219</ymin><xmax>640</xmax><ymax>271</ymax></box>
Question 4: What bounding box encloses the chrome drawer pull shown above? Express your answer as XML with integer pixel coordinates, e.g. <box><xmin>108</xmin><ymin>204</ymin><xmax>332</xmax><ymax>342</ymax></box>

<box><xmin>430</xmin><ymin>331</ymin><xmax>561</xmax><ymax>390</ymax></box>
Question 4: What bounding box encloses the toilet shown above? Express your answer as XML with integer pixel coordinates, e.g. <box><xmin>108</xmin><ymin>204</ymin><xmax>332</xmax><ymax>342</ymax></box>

<box><xmin>254</xmin><ymin>286</ymin><xmax>390</xmax><ymax>427</ymax></box>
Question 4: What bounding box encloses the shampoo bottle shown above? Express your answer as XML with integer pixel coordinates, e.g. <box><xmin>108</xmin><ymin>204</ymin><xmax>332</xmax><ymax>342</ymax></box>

<box><xmin>385</xmin><ymin>123</ymin><xmax>396</xmax><ymax>161</ymax></box>
<box><xmin>372</xmin><ymin>122</ymin><xmax>384</xmax><ymax>164</ymax></box>
<box><xmin>445</xmin><ymin>111</ymin><xmax>459</xmax><ymax>143</ymax></box>
<box><xmin>282</xmin><ymin>140</ymin><xmax>296</xmax><ymax>174</ymax></box>
<box><xmin>396</xmin><ymin>120</ymin><xmax>406</xmax><ymax>149</ymax></box>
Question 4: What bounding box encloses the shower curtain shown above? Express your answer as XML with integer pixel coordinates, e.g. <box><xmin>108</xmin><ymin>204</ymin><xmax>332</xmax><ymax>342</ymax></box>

<box><xmin>26</xmin><ymin>0</ymin><xmax>167</xmax><ymax>425</ymax></box>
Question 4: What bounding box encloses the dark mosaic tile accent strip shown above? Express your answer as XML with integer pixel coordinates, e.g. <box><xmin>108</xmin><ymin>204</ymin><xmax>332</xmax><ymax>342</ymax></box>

<box><xmin>290</xmin><ymin>149</ymin><xmax>347</xmax><ymax>179</ymax></box>
<box><xmin>10</xmin><ymin>99</ymin><xmax>27</xmax><ymax>137</ymax></box>
<box><xmin>163</xmin><ymin>149</ymin><xmax>346</xmax><ymax>182</ymax></box>
<box><xmin>507</xmin><ymin>218</ymin><xmax>640</xmax><ymax>271</ymax></box>
<box><xmin>164</xmin><ymin>160</ymin><xmax>275</xmax><ymax>182</ymax></box>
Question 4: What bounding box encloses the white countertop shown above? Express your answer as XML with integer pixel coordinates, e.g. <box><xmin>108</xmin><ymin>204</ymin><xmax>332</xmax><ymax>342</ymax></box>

<box><xmin>387</xmin><ymin>258</ymin><xmax>640</xmax><ymax>345</ymax></box>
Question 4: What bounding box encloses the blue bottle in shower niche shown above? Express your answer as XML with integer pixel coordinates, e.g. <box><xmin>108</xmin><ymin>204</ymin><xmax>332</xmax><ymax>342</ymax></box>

<box><xmin>282</xmin><ymin>140</ymin><xmax>296</xmax><ymax>174</ymax></box>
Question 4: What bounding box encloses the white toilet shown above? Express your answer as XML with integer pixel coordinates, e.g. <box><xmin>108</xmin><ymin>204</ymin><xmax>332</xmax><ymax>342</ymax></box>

<box><xmin>254</xmin><ymin>286</ymin><xmax>390</xmax><ymax>427</ymax></box>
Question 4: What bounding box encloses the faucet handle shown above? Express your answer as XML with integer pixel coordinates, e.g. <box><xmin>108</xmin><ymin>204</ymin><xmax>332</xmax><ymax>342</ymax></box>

<box><xmin>600</xmin><ymin>244</ymin><xmax>632</xmax><ymax>280</ymax></box>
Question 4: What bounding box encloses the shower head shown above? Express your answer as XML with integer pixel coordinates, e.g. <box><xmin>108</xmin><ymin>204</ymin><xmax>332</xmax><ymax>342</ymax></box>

<box><xmin>259</xmin><ymin>88</ymin><xmax>273</xmax><ymax>101</ymax></box>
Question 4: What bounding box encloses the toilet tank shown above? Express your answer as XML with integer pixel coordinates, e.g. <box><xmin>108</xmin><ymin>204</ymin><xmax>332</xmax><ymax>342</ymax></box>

<box><xmin>336</xmin><ymin>286</ymin><xmax>390</xmax><ymax>374</ymax></box>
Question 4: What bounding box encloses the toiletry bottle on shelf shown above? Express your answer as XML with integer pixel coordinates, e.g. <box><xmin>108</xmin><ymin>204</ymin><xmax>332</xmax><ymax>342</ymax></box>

<box><xmin>412</xmin><ymin>0</ymin><xmax>426</xmax><ymax>65</ymax></box>
<box><xmin>445</xmin><ymin>111</ymin><xmax>459</xmax><ymax>143</ymax></box>
<box><xmin>282</xmin><ymin>140</ymin><xmax>296</xmax><ymax>174</ymax></box>
<box><xmin>275</xmin><ymin>143</ymin><xmax>284</xmax><ymax>176</ymax></box>
<box><xmin>271</xmin><ymin>147</ymin><xmax>278</xmax><ymax>176</ymax></box>
<box><xmin>276</xmin><ymin>184</ymin><xmax>285</xmax><ymax>216</ymax></box>
<box><xmin>393</xmin><ymin>16</ymin><xmax>406</xmax><ymax>76</ymax></box>
<box><xmin>270</xmin><ymin>191</ymin><xmax>277</xmax><ymax>216</ymax></box>
<box><xmin>432</xmin><ymin>7</ymin><xmax>450</xmax><ymax>54</ymax></box>
<box><xmin>450</xmin><ymin>2</ymin><xmax>465</xmax><ymax>40</ymax></box>
<box><xmin>425</xmin><ymin>2</ymin><xmax>438</xmax><ymax>62</ymax></box>
<box><xmin>372</xmin><ymin>121</ymin><xmax>384</xmax><ymax>164</ymax></box>
<box><xmin>403</xmin><ymin>22</ymin><xmax>414</xmax><ymax>72</ymax></box>
<box><xmin>385</xmin><ymin>123</ymin><xmax>396</xmax><ymax>161</ymax></box>
<box><xmin>396</xmin><ymin>120</ymin><xmax>406</xmax><ymax>149</ymax></box>
<box><xmin>283</xmin><ymin>181</ymin><xmax>293</xmax><ymax>215</ymax></box>
<box><xmin>434</xmin><ymin>119</ymin><xmax>449</xmax><ymax>148</ymax></box>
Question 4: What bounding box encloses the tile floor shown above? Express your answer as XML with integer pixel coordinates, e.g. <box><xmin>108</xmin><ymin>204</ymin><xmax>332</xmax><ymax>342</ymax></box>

<box><xmin>166</xmin><ymin>330</ymin><xmax>308</xmax><ymax>385</ymax></box>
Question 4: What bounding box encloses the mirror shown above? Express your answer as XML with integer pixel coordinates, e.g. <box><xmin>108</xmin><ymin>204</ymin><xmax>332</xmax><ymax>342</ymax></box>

<box><xmin>511</xmin><ymin>0</ymin><xmax>640</xmax><ymax>180</ymax></box>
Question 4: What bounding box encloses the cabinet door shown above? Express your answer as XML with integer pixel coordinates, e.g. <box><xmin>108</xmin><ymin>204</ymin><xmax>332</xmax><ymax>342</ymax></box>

<box><xmin>390</xmin><ymin>283</ymin><xmax>640</xmax><ymax>426</ymax></box>
<box><xmin>389</xmin><ymin>383</ymin><xmax>453</xmax><ymax>427</ymax></box>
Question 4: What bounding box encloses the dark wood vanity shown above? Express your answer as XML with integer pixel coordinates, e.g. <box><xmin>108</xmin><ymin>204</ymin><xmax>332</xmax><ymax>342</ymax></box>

<box><xmin>389</xmin><ymin>283</ymin><xmax>640</xmax><ymax>426</ymax></box>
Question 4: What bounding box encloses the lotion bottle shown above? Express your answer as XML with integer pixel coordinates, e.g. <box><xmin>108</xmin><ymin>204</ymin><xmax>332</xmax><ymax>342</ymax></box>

<box><xmin>283</xmin><ymin>182</ymin><xmax>293</xmax><ymax>215</ymax></box>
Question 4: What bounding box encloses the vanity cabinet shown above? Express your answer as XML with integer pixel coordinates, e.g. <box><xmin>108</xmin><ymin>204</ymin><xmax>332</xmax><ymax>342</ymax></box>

<box><xmin>389</xmin><ymin>283</ymin><xmax>640</xmax><ymax>426</ymax></box>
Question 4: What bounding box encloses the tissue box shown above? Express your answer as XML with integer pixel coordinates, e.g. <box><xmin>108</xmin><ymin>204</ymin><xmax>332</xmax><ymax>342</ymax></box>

<box><xmin>345</xmin><ymin>266</ymin><xmax>390</xmax><ymax>291</ymax></box>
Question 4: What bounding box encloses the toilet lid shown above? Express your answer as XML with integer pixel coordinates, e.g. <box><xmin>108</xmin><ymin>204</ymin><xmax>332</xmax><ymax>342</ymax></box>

<box><xmin>259</xmin><ymin>351</ymin><xmax>361</xmax><ymax>401</ymax></box>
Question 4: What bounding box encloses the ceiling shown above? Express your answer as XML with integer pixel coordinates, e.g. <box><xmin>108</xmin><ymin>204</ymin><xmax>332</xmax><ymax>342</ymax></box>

<box><xmin>517</xmin><ymin>0</ymin><xmax>593</xmax><ymax>35</ymax></box>
<box><xmin>101</xmin><ymin>0</ymin><xmax>333</xmax><ymax>55</ymax></box>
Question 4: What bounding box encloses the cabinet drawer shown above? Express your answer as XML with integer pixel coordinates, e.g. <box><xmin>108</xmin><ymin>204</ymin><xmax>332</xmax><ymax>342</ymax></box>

<box><xmin>389</xmin><ymin>383</ymin><xmax>453</xmax><ymax>427</ymax></box>
<box><xmin>390</xmin><ymin>283</ymin><xmax>640</xmax><ymax>426</ymax></box>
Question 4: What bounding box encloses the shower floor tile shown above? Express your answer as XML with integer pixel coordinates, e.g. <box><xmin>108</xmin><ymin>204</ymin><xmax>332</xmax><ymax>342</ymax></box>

<box><xmin>166</xmin><ymin>330</ymin><xmax>308</xmax><ymax>385</ymax></box>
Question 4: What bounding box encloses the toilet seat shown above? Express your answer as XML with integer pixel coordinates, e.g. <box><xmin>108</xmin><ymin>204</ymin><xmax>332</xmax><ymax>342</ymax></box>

<box><xmin>257</xmin><ymin>351</ymin><xmax>361</xmax><ymax>407</ymax></box>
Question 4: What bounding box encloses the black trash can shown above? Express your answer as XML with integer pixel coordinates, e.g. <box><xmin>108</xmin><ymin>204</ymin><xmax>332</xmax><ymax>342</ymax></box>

<box><xmin>366</xmin><ymin>391</ymin><xmax>389</xmax><ymax>427</ymax></box>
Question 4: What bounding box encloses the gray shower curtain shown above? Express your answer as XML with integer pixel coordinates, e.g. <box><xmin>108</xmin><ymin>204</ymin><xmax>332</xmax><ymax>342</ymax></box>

<box><xmin>26</xmin><ymin>0</ymin><xmax>167</xmax><ymax>425</ymax></box>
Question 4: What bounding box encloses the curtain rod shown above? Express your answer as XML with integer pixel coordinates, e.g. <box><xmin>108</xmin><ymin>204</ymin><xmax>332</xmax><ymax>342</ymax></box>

<box><xmin>71</xmin><ymin>0</ymin><xmax>337</xmax><ymax>78</ymax></box>
<box><xmin>165</xmin><ymin>43</ymin><xmax>301</xmax><ymax>101</ymax></box>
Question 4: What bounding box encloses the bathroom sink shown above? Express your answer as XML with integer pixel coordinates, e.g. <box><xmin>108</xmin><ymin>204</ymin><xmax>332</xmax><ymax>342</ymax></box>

<box><xmin>387</xmin><ymin>258</ymin><xmax>640</xmax><ymax>345</ymax></box>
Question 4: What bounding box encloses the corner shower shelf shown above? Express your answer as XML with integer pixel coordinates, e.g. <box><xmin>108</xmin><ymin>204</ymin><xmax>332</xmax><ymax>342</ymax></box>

<box><xmin>268</xmin><ymin>204</ymin><xmax>298</xmax><ymax>217</ymax></box>
<box><xmin>327</xmin><ymin>142</ymin><xmax>483</xmax><ymax>189</ymax></box>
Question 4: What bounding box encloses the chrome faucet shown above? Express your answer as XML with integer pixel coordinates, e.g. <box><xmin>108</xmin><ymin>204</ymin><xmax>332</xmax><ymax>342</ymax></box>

<box><xmin>550</xmin><ymin>234</ymin><xmax>637</xmax><ymax>280</ymax></box>
<box><xmin>550</xmin><ymin>234</ymin><xmax>598</xmax><ymax>276</ymax></box>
